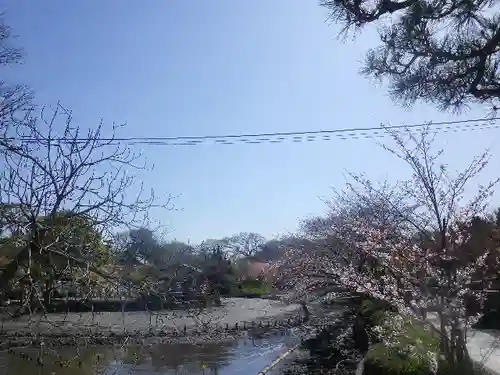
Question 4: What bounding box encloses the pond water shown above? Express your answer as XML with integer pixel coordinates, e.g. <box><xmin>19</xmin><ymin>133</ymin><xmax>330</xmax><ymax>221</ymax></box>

<box><xmin>0</xmin><ymin>332</ymin><xmax>299</xmax><ymax>375</ymax></box>
<box><xmin>0</xmin><ymin>298</ymin><xmax>307</xmax><ymax>375</ymax></box>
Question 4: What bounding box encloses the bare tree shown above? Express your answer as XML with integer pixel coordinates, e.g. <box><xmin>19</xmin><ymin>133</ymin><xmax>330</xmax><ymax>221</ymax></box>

<box><xmin>0</xmin><ymin>14</ymin><xmax>33</xmax><ymax>130</ymax></box>
<box><xmin>221</xmin><ymin>232</ymin><xmax>266</xmax><ymax>258</ymax></box>
<box><xmin>320</xmin><ymin>0</ymin><xmax>500</xmax><ymax>112</ymax></box>
<box><xmin>0</xmin><ymin>103</ymin><xmax>173</xmax><ymax>308</ymax></box>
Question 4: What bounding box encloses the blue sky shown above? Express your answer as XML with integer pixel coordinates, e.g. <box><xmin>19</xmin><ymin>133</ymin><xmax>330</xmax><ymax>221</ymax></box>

<box><xmin>3</xmin><ymin>1</ymin><xmax>499</xmax><ymax>243</ymax></box>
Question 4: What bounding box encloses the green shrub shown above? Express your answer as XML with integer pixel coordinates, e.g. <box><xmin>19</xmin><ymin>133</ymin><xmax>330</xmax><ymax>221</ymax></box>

<box><xmin>359</xmin><ymin>298</ymin><xmax>388</xmax><ymax>326</ymax></box>
<box><xmin>356</xmin><ymin>298</ymin><xmax>487</xmax><ymax>375</ymax></box>
<box><xmin>364</xmin><ymin>313</ymin><xmax>439</xmax><ymax>375</ymax></box>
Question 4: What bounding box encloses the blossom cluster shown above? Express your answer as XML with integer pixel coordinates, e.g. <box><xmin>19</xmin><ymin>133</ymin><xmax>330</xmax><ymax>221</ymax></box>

<box><xmin>271</xmin><ymin>213</ymin><xmax>500</xmax><ymax>346</ymax></box>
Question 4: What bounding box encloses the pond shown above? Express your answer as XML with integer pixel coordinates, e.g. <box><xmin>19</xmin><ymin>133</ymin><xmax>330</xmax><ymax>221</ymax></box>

<box><xmin>0</xmin><ymin>332</ymin><xmax>300</xmax><ymax>375</ymax></box>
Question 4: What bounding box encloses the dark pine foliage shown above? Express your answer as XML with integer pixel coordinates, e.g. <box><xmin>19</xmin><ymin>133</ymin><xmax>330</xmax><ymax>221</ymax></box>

<box><xmin>320</xmin><ymin>0</ymin><xmax>500</xmax><ymax>112</ymax></box>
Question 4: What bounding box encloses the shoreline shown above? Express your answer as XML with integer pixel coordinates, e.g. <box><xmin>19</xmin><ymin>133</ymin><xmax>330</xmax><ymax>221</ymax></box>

<box><xmin>0</xmin><ymin>298</ymin><xmax>303</xmax><ymax>348</ymax></box>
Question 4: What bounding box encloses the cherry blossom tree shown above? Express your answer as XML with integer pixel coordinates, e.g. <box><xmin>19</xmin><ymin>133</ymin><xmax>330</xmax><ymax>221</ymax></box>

<box><xmin>272</xmin><ymin>126</ymin><xmax>500</xmax><ymax>371</ymax></box>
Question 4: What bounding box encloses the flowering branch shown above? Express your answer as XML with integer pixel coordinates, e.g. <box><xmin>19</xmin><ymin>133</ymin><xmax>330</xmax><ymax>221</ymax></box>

<box><xmin>272</xmin><ymin>125</ymin><xmax>500</xmax><ymax>369</ymax></box>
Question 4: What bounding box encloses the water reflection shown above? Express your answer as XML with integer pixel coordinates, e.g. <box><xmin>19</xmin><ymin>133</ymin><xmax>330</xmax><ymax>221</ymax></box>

<box><xmin>0</xmin><ymin>334</ymin><xmax>298</xmax><ymax>375</ymax></box>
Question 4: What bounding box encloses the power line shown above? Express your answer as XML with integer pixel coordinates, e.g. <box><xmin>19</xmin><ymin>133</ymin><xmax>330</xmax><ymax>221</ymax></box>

<box><xmin>6</xmin><ymin>117</ymin><xmax>500</xmax><ymax>146</ymax></box>
<box><xmin>102</xmin><ymin>119</ymin><xmax>500</xmax><ymax>146</ymax></box>
<box><xmin>86</xmin><ymin>116</ymin><xmax>500</xmax><ymax>142</ymax></box>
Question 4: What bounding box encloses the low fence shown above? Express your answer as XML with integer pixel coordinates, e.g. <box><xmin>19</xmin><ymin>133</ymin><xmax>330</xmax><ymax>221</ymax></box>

<box><xmin>0</xmin><ymin>312</ymin><xmax>316</xmax><ymax>349</ymax></box>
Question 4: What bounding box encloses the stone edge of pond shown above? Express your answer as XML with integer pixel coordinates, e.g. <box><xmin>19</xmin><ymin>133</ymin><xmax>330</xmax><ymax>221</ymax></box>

<box><xmin>0</xmin><ymin>310</ymin><xmax>305</xmax><ymax>349</ymax></box>
<box><xmin>0</xmin><ymin>327</ymin><xmax>296</xmax><ymax>350</ymax></box>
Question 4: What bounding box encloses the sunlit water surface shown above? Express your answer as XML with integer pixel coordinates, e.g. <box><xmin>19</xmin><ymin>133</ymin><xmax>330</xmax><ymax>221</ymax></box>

<box><xmin>0</xmin><ymin>333</ymin><xmax>299</xmax><ymax>375</ymax></box>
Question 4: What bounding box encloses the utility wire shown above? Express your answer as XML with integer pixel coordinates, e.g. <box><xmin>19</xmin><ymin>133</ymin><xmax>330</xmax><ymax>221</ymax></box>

<box><xmin>6</xmin><ymin>117</ymin><xmax>500</xmax><ymax>147</ymax></box>
<box><xmin>105</xmin><ymin>120</ymin><xmax>500</xmax><ymax>146</ymax></box>
<box><xmin>126</xmin><ymin>121</ymin><xmax>498</xmax><ymax>147</ymax></box>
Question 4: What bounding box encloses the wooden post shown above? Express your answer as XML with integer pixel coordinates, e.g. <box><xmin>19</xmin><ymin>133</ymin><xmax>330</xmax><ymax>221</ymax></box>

<box><xmin>121</xmin><ymin>298</ymin><xmax>125</xmax><ymax>333</ymax></box>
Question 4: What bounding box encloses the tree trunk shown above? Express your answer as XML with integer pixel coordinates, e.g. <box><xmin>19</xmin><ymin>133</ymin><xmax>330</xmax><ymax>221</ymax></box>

<box><xmin>43</xmin><ymin>280</ymin><xmax>50</xmax><ymax>307</ymax></box>
<box><xmin>0</xmin><ymin>248</ymin><xmax>28</xmax><ymax>303</ymax></box>
<box><xmin>300</xmin><ymin>301</ymin><xmax>310</xmax><ymax>322</ymax></box>
<box><xmin>353</xmin><ymin>314</ymin><xmax>369</xmax><ymax>353</ymax></box>
<box><xmin>214</xmin><ymin>290</ymin><xmax>221</xmax><ymax>306</ymax></box>
<box><xmin>43</xmin><ymin>273</ymin><xmax>53</xmax><ymax>308</ymax></box>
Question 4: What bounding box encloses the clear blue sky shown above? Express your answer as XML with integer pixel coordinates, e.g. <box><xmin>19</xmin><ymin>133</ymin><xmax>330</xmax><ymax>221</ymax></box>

<box><xmin>3</xmin><ymin>1</ymin><xmax>499</xmax><ymax>243</ymax></box>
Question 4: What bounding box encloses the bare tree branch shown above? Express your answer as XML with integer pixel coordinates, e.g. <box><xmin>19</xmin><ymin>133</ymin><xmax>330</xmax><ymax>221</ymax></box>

<box><xmin>0</xmin><ymin>102</ymin><xmax>173</xmax><ymax>304</ymax></box>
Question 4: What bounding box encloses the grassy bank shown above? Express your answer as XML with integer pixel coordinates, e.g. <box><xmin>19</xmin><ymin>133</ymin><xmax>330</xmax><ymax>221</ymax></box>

<box><xmin>231</xmin><ymin>279</ymin><xmax>274</xmax><ymax>298</ymax></box>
